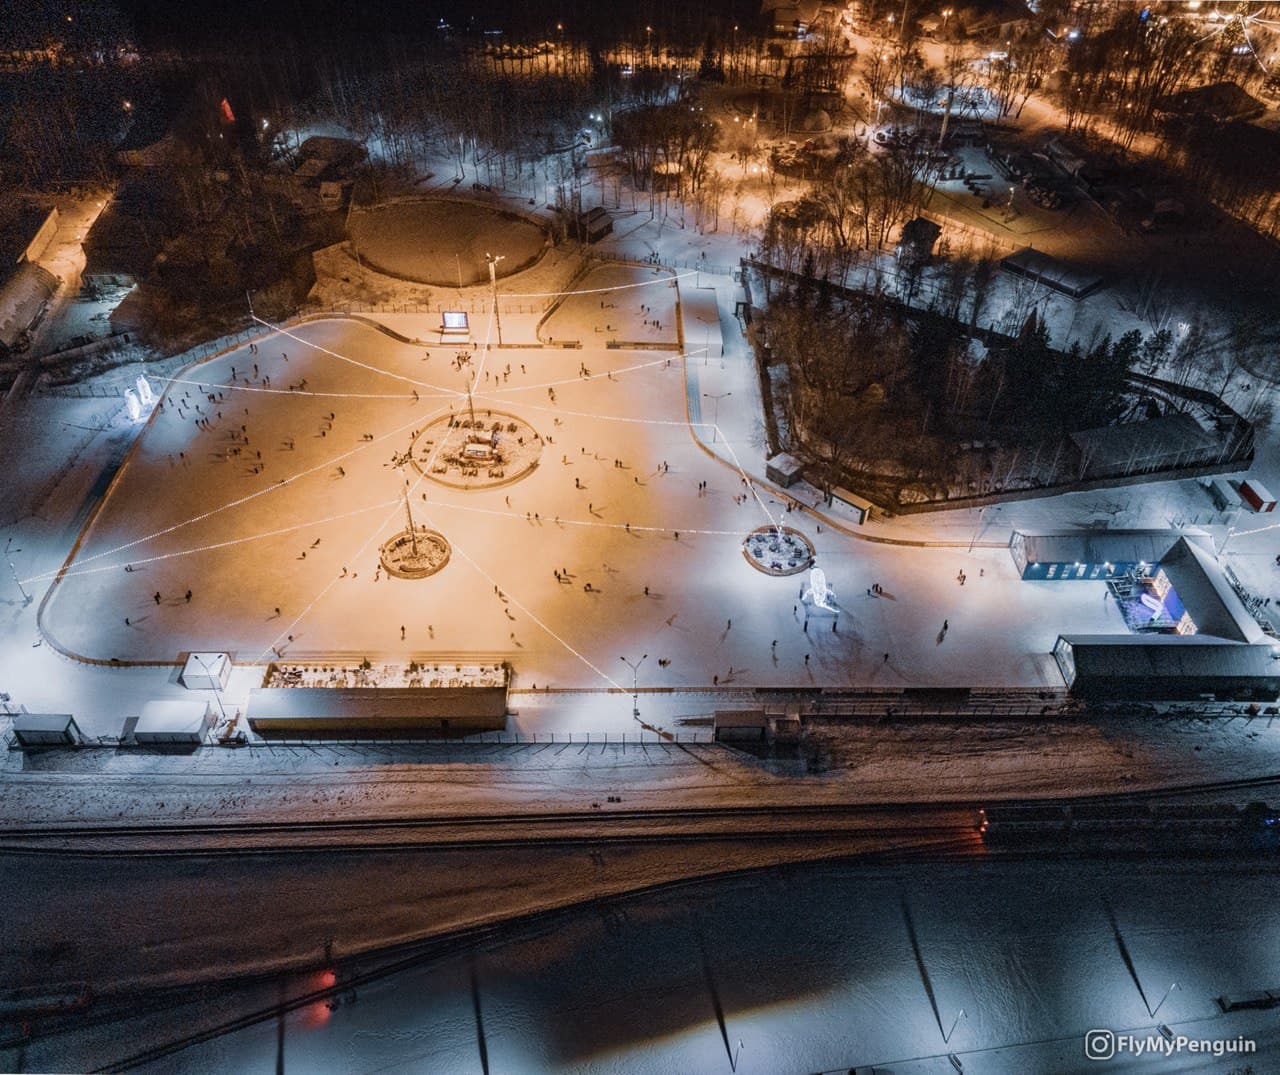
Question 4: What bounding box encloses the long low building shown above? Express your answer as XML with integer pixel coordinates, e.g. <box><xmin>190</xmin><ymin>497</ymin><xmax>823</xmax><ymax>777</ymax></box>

<box><xmin>1017</xmin><ymin>528</ymin><xmax>1280</xmax><ymax>701</ymax></box>
<box><xmin>1011</xmin><ymin>529</ymin><xmax>1212</xmax><ymax>581</ymax></box>
<box><xmin>1054</xmin><ymin>635</ymin><xmax>1280</xmax><ymax>701</ymax></box>
<box><xmin>246</xmin><ymin>686</ymin><xmax>508</xmax><ymax>738</ymax></box>
<box><xmin>1000</xmin><ymin>246</ymin><xmax>1106</xmax><ymax>300</ymax></box>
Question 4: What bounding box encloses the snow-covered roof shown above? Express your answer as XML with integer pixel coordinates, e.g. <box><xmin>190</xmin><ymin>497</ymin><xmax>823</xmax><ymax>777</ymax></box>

<box><xmin>1000</xmin><ymin>247</ymin><xmax>1105</xmax><ymax>299</ymax></box>
<box><xmin>1014</xmin><ymin>529</ymin><xmax>1211</xmax><ymax>567</ymax></box>
<box><xmin>136</xmin><ymin>699</ymin><xmax>212</xmax><ymax>735</ymax></box>
<box><xmin>0</xmin><ymin>261</ymin><xmax>57</xmax><ymax>350</ymax></box>
<box><xmin>1159</xmin><ymin>537</ymin><xmax>1264</xmax><ymax>643</ymax></box>
<box><xmin>1059</xmin><ymin>635</ymin><xmax>1279</xmax><ymax>680</ymax></box>
<box><xmin>1069</xmin><ymin>414</ymin><xmax>1220</xmax><ymax>478</ymax></box>
<box><xmin>12</xmin><ymin>713</ymin><xmax>76</xmax><ymax>733</ymax></box>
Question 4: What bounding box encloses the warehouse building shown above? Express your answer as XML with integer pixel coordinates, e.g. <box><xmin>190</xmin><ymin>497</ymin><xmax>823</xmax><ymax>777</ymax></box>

<box><xmin>1017</xmin><ymin>529</ymin><xmax>1280</xmax><ymax>700</ymax></box>
<box><xmin>1010</xmin><ymin>529</ymin><xmax>1212</xmax><ymax>581</ymax></box>
<box><xmin>1053</xmin><ymin>636</ymin><xmax>1280</xmax><ymax>701</ymax></box>
<box><xmin>246</xmin><ymin>686</ymin><xmax>508</xmax><ymax>738</ymax></box>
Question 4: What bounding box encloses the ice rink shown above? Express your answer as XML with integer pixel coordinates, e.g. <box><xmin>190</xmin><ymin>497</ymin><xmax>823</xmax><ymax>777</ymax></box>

<box><xmin>39</xmin><ymin>313</ymin><xmax>1127</xmax><ymax>689</ymax></box>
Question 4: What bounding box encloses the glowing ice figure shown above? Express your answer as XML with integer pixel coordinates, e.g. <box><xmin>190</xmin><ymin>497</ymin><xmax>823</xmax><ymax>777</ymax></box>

<box><xmin>125</xmin><ymin>389</ymin><xmax>142</xmax><ymax>422</ymax></box>
<box><xmin>802</xmin><ymin>566</ymin><xmax>837</xmax><ymax>612</ymax></box>
<box><xmin>135</xmin><ymin>375</ymin><xmax>153</xmax><ymax>405</ymax></box>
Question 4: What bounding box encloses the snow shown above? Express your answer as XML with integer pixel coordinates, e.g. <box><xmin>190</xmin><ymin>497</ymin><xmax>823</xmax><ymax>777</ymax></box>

<box><xmin>8</xmin><ymin>854</ymin><xmax>1280</xmax><ymax>1074</ymax></box>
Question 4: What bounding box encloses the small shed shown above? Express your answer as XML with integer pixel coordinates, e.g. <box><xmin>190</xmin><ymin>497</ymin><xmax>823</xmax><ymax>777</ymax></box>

<box><xmin>180</xmin><ymin>652</ymin><xmax>232</xmax><ymax>691</ymax></box>
<box><xmin>1241</xmin><ymin>479</ymin><xmax>1276</xmax><ymax>513</ymax></box>
<box><xmin>766</xmin><ymin>452</ymin><xmax>805</xmax><ymax>488</ymax></box>
<box><xmin>12</xmin><ymin>714</ymin><xmax>81</xmax><ymax>748</ymax></box>
<box><xmin>578</xmin><ymin>206</ymin><xmax>613</xmax><ymax>242</ymax></box>
<box><xmin>896</xmin><ymin>217</ymin><xmax>942</xmax><ymax>265</ymax></box>
<box><xmin>134</xmin><ymin>700</ymin><xmax>213</xmax><ymax>745</ymax></box>
<box><xmin>714</xmin><ymin>709</ymin><xmax>768</xmax><ymax>743</ymax></box>
<box><xmin>769</xmin><ymin>715</ymin><xmax>802</xmax><ymax>745</ymax></box>
<box><xmin>828</xmin><ymin>486</ymin><xmax>874</xmax><ymax>524</ymax></box>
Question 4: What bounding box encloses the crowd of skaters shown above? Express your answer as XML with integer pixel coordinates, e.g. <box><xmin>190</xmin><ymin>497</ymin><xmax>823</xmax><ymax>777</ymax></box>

<box><xmin>113</xmin><ymin>328</ymin><xmax>973</xmax><ymax>681</ymax></box>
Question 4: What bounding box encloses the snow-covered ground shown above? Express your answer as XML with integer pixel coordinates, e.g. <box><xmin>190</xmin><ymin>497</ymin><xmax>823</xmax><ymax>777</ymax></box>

<box><xmin>2</xmin><ymin>255</ymin><xmax>1277</xmax><ymax>741</ymax></box>
<box><xmin>10</xmin><ymin>855</ymin><xmax>1277</xmax><ymax>1075</ymax></box>
<box><xmin>5</xmin><ymin>706</ymin><xmax>1280</xmax><ymax>828</ymax></box>
<box><xmin>24</xmin><ymin>311</ymin><xmax>1135</xmax><ymax>722</ymax></box>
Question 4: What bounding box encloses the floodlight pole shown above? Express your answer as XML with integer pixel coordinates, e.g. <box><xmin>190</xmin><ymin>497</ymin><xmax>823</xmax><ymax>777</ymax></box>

<box><xmin>4</xmin><ymin>538</ymin><xmax>30</xmax><ymax>606</ymax></box>
<box><xmin>1152</xmin><ymin>982</ymin><xmax>1179</xmax><ymax>1018</ymax></box>
<box><xmin>703</xmin><ymin>391</ymin><xmax>731</xmax><ymax>443</ymax></box>
<box><xmin>193</xmin><ymin>653</ymin><xmax>229</xmax><ymax>726</ymax></box>
<box><xmin>944</xmin><ymin>1008</ymin><xmax>966</xmax><ymax>1043</ymax></box>
<box><xmin>486</xmin><ymin>252</ymin><xmax>505</xmax><ymax>347</ymax></box>
<box><xmin>619</xmin><ymin>654</ymin><xmax>648</xmax><ymax>717</ymax></box>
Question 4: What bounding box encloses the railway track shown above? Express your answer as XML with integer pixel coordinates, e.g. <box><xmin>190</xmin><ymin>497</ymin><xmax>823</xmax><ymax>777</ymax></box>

<box><xmin>5</xmin><ymin>765</ymin><xmax>1280</xmax><ymax>855</ymax></box>
<box><xmin>0</xmin><ymin>802</ymin><xmax>984</xmax><ymax>855</ymax></box>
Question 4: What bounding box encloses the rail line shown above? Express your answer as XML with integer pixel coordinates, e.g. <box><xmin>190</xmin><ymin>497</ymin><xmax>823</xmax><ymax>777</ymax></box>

<box><xmin>0</xmin><ymin>803</ymin><xmax>983</xmax><ymax>855</ymax></box>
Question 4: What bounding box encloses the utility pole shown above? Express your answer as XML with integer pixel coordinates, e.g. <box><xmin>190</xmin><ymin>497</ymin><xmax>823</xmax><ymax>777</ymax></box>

<box><xmin>4</xmin><ymin>538</ymin><xmax>30</xmax><ymax>606</ymax></box>
<box><xmin>486</xmin><ymin>252</ymin><xmax>505</xmax><ymax>347</ymax></box>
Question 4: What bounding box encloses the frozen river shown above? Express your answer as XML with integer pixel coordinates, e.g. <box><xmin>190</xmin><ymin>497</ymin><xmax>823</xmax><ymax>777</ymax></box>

<box><xmin>18</xmin><ymin>854</ymin><xmax>1274</xmax><ymax>1075</ymax></box>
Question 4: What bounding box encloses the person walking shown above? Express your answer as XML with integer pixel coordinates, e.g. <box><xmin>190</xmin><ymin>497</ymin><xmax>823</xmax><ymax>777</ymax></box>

<box><xmin>153</xmin><ymin>591</ymin><xmax>161</xmax><ymax>605</ymax></box>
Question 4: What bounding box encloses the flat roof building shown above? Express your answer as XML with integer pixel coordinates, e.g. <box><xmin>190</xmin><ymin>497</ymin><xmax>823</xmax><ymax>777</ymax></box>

<box><xmin>247</xmin><ymin>686</ymin><xmax>508</xmax><ymax>738</ymax></box>
<box><xmin>11</xmin><ymin>714</ymin><xmax>82</xmax><ymax>748</ymax></box>
<box><xmin>1054</xmin><ymin>635</ymin><xmax>1280</xmax><ymax>701</ymax></box>
<box><xmin>1010</xmin><ymin>529</ymin><xmax>1212</xmax><ymax>581</ymax></box>
<box><xmin>1000</xmin><ymin>247</ymin><xmax>1106</xmax><ymax>300</ymax></box>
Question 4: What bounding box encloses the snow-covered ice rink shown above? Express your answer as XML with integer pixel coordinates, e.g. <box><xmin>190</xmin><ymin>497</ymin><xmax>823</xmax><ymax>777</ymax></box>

<box><xmin>39</xmin><ymin>314</ymin><xmax>1127</xmax><ymax>689</ymax></box>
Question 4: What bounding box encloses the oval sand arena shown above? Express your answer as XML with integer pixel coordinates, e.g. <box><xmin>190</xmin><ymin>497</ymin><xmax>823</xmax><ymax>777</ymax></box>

<box><xmin>347</xmin><ymin>198</ymin><xmax>549</xmax><ymax>286</ymax></box>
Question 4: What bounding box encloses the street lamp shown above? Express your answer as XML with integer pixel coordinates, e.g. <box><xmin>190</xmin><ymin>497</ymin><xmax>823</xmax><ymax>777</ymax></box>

<box><xmin>619</xmin><ymin>654</ymin><xmax>648</xmax><ymax>717</ymax></box>
<box><xmin>703</xmin><ymin>391</ymin><xmax>731</xmax><ymax>442</ymax></box>
<box><xmin>485</xmin><ymin>252</ymin><xmax>505</xmax><ymax>346</ymax></box>
<box><xmin>192</xmin><ymin>653</ymin><xmax>229</xmax><ymax>729</ymax></box>
<box><xmin>1152</xmin><ymin>981</ymin><xmax>1179</xmax><ymax>1018</ymax></box>
<box><xmin>4</xmin><ymin>538</ymin><xmax>30</xmax><ymax>606</ymax></box>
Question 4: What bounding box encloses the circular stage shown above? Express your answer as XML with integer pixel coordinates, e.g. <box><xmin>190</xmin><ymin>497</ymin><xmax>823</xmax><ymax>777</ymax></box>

<box><xmin>380</xmin><ymin>527</ymin><xmax>452</xmax><ymax>579</ymax></box>
<box><xmin>742</xmin><ymin>525</ymin><xmax>815</xmax><ymax>576</ymax></box>
<box><xmin>347</xmin><ymin>198</ymin><xmax>549</xmax><ymax>286</ymax></box>
<box><xmin>410</xmin><ymin>409</ymin><xmax>543</xmax><ymax>490</ymax></box>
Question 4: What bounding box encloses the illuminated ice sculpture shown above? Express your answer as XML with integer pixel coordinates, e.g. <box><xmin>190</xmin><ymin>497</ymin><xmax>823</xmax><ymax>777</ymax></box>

<box><xmin>135</xmin><ymin>374</ymin><xmax>153</xmax><ymax>405</ymax></box>
<box><xmin>124</xmin><ymin>389</ymin><xmax>142</xmax><ymax>422</ymax></box>
<box><xmin>802</xmin><ymin>566</ymin><xmax>837</xmax><ymax>612</ymax></box>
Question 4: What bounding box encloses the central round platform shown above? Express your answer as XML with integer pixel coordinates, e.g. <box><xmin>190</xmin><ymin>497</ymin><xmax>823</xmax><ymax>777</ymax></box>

<box><xmin>346</xmin><ymin>198</ymin><xmax>549</xmax><ymax>286</ymax></box>
<box><xmin>742</xmin><ymin>525</ymin><xmax>815</xmax><ymax>576</ymax></box>
<box><xmin>380</xmin><ymin>527</ymin><xmax>452</xmax><ymax>579</ymax></box>
<box><xmin>410</xmin><ymin>409</ymin><xmax>543</xmax><ymax>489</ymax></box>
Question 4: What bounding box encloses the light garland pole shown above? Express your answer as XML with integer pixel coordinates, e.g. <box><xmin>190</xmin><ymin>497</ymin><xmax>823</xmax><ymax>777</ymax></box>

<box><xmin>486</xmin><ymin>252</ymin><xmax>505</xmax><ymax>347</ymax></box>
